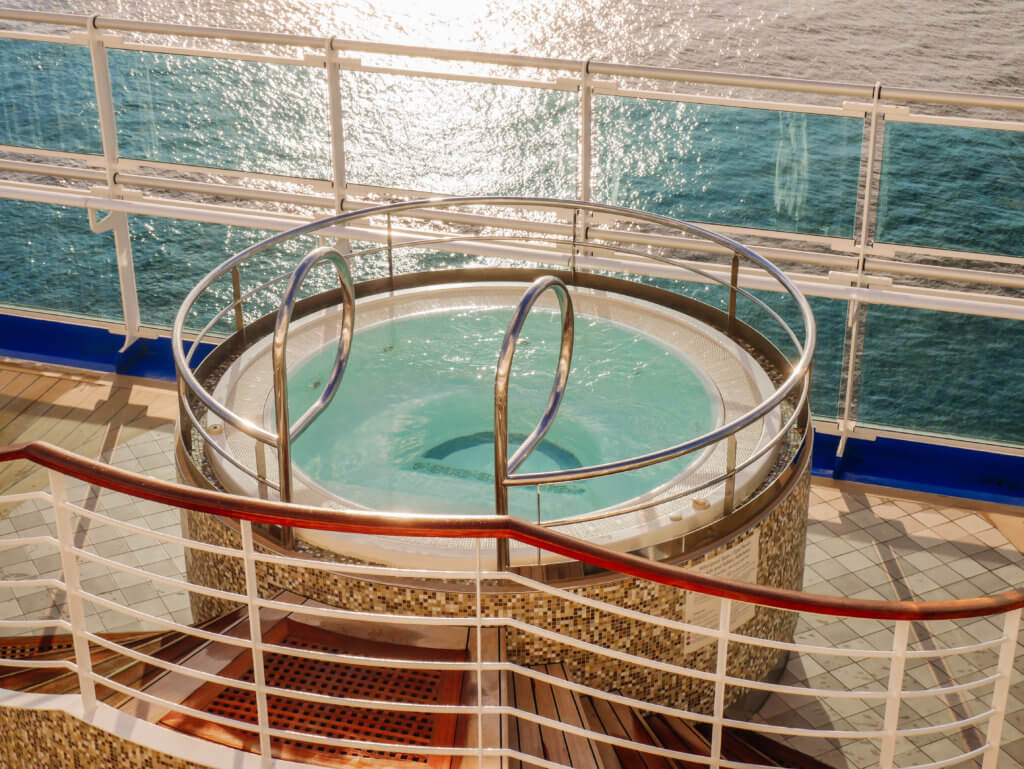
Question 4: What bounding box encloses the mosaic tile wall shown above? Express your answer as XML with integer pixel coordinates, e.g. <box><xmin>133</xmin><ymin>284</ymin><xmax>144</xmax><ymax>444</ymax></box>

<box><xmin>0</xmin><ymin>706</ymin><xmax>210</xmax><ymax>769</ymax></box>
<box><xmin>184</xmin><ymin>463</ymin><xmax>810</xmax><ymax>712</ymax></box>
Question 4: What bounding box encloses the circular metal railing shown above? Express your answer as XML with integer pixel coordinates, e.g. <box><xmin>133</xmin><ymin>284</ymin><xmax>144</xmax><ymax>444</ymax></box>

<box><xmin>172</xmin><ymin>197</ymin><xmax>816</xmax><ymax>541</ymax></box>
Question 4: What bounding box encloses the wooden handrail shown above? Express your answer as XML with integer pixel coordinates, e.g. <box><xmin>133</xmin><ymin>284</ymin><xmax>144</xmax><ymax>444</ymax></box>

<box><xmin>3</xmin><ymin>440</ymin><xmax>1023</xmax><ymax>622</ymax></box>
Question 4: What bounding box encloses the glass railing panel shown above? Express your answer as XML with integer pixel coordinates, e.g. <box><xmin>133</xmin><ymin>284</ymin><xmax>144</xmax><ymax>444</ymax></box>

<box><xmin>876</xmin><ymin>121</ymin><xmax>1024</xmax><ymax>257</ymax></box>
<box><xmin>651</xmin><ymin>277</ymin><xmax>845</xmax><ymax>420</ymax></box>
<box><xmin>735</xmin><ymin>289</ymin><xmax>846</xmax><ymax>420</ymax></box>
<box><xmin>0</xmin><ymin>199</ymin><xmax>121</xmax><ymax>320</ymax></box>
<box><xmin>0</xmin><ymin>39</ymin><xmax>101</xmax><ymax>154</ymax></box>
<box><xmin>342</xmin><ymin>72</ymin><xmax>576</xmax><ymax>197</ymax></box>
<box><xmin>594</xmin><ymin>96</ymin><xmax>862</xmax><ymax>238</ymax></box>
<box><xmin>857</xmin><ymin>303</ymin><xmax>1024</xmax><ymax>445</ymax></box>
<box><xmin>108</xmin><ymin>50</ymin><xmax>330</xmax><ymax>178</ymax></box>
<box><xmin>130</xmin><ymin>216</ymin><xmax>320</xmax><ymax>332</ymax></box>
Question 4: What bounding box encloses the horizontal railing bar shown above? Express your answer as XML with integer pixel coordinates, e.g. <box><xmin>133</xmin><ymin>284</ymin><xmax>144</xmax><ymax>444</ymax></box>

<box><xmin>338</xmin><ymin>61</ymin><xmax>572</xmax><ymax>91</ymax></box>
<box><xmin>504</xmin><ymin>664</ymin><xmax>715</xmax><ymax>726</ymax></box>
<box><xmin>86</xmin><ymin>633</ymin><xmax>259</xmax><ymax>693</ymax></box>
<box><xmin>496</xmin><ymin>569</ymin><xmax>732</xmax><ymax>643</ymax></box>
<box><xmin>250</xmin><ymin>551</ymin><xmax>481</xmax><ymax>581</ymax></box>
<box><xmin>895</xmin><ymin>708</ymin><xmax>994</xmax><ymax>737</ymax></box>
<box><xmin>0</xmin><ymin>159</ymin><xmax>105</xmax><ymax>182</ymax></box>
<box><xmin>586</xmin><ymin>61</ymin><xmax>872</xmax><ymax>98</ymax></box>
<box><xmin>0</xmin><ymin>577</ymin><xmax>64</xmax><ymax>590</ymax></box>
<box><xmin>108</xmin><ymin>40</ymin><xmax>313</xmax><ymax>67</ymax></box>
<box><xmin>0</xmin><ymin>144</ymin><xmax>105</xmax><ymax>165</ymax></box>
<box><xmin>0</xmin><ymin>9</ymin><xmax>86</xmax><ymax>26</ymax></box>
<box><xmin>245</xmin><ymin>638</ymin><xmax>484</xmax><ymax>673</ymax></box>
<box><xmin>0</xmin><ymin>619</ymin><xmax>71</xmax><ymax>631</ymax></box>
<box><xmin>81</xmin><ymin>593</ymin><xmax>254</xmax><ymax>650</ymax></box>
<box><xmin>259</xmin><ymin>723</ymin><xmax>486</xmax><ymax>756</ymax></box>
<box><xmin>881</xmin><ymin>85</ymin><xmax>1024</xmax><ymax>111</ymax></box>
<box><xmin>251</xmin><ymin>595</ymin><xmax>493</xmax><ymax>627</ymax></box>
<box><xmin>0</xmin><ymin>491</ymin><xmax>49</xmax><ymax>506</ymax></box>
<box><xmin>904</xmin><ymin>636</ymin><xmax>1007</xmax><ymax>658</ymax></box>
<box><xmin>116</xmin><ymin>173</ymin><xmax>332</xmax><ymax>207</ymax></box>
<box><xmin>259</xmin><ymin>683</ymin><xmax>483</xmax><ymax>715</ymax></box>
<box><xmin>594</xmin><ymin>81</ymin><xmax>855</xmax><ymax>117</ymax></box>
<box><xmin>865</xmin><ymin>257</ymin><xmax>1024</xmax><ymax>290</ymax></box>
<box><xmin>70</xmin><ymin>504</ymin><xmax>245</xmax><ymax>559</ymax></box>
<box><xmin>4</xmin><ymin>173</ymin><xmax>1024</xmax><ymax>307</ymax></box>
<box><xmin>74</xmin><ymin>549</ymin><xmax>248</xmax><ymax>605</ymax></box>
<box><xmin>719</xmin><ymin>716</ymin><xmax>880</xmax><ymax>740</ymax></box>
<box><xmin>4</xmin><ymin>441</ymin><xmax>1023</xmax><ymax>621</ymax></box>
<box><xmin>0</xmin><ymin>658</ymin><xmax>75</xmax><ymax>671</ymax></box>
<box><xmin>901</xmin><ymin>672</ymin><xmax>1001</xmax><ymax>699</ymax></box>
<box><xmin>897</xmin><ymin>744</ymin><xmax>991</xmax><ymax>769</ymax></box>
<box><xmin>813</xmin><ymin>419</ymin><xmax>1024</xmax><ymax>457</ymax></box>
<box><xmin>0</xmin><ymin>535</ymin><xmax>59</xmax><ymax>549</ymax></box>
<box><xmin>4</xmin><ymin>9</ymin><xmax>1024</xmax><ymax>113</ymax></box>
<box><xmin>84</xmin><ymin>672</ymin><xmax>276</xmax><ymax>735</ymax></box>
<box><xmin>494</xmin><ymin>703</ymin><xmax>718</xmax><ymax>766</ymax></box>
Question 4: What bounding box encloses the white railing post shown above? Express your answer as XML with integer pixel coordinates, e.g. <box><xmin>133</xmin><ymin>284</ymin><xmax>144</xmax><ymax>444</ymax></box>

<box><xmin>324</xmin><ymin>39</ymin><xmax>355</xmax><ymax>262</ymax></box>
<box><xmin>325</xmin><ymin>39</ymin><xmax>348</xmax><ymax>213</ymax></box>
<box><xmin>87</xmin><ymin>16</ymin><xmax>141</xmax><ymax>350</ymax></box>
<box><xmin>836</xmin><ymin>82</ymin><xmax>883</xmax><ymax>458</ymax></box>
<box><xmin>982</xmin><ymin>608</ymin><xmax>1022</xmax><ymax>769</ymax></box>
<box><xmin>49</xmin><ymin>469</ymin><xmax>98</xmax><ymax>716</ymax></box>
<box><xmin>709</xmin><ymin>598</ymin><xmax>732</xmax><ymax>769</ymax></box>
<box><xmin>879</xmin><ymin>620</ymin><xmax>910</xmax><ymax>769</ymax></box>
<box><xmin>475</xmin><ymin>538</ymin><xmax>485</xmax><ymax>768</ymax></box>
<box><xmin>240</xmin><ymin>519</ymin><xmax>273</xmax><ymax>768</ymax></box>
<box><xmin>578</xmin><ymin>60</ymin><xmax>593</xmax><ymax>202</ymax></box>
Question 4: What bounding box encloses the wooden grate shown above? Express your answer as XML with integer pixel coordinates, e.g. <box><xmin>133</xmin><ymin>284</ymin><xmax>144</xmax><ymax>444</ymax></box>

<box><xmin>0</xmin><ymin>639</ymin><xmax>75</xmax><ymax>661</ymax></box>
<box><xmin>161</xmin><ymin>619</ymin><xmax>465</xmax><ymax>769</ymax></box>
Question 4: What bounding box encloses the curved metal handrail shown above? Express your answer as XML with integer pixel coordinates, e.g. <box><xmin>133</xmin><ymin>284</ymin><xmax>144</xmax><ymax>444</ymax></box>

<box><xmin>271</xmin><ymin>246</ymin><xmax>355</xmax><ymax>502</ymax></box>
<box><xmin>172</xmin><ymin>197</ymin><xmax>816</xmax><ymax>526</ymax></box>
<box><xmin>493</xmin><ymin>276</ymin><xmax>574</xmax><ymax>568</ymax></box>
<box><xmin>4</xmin><ymin>440</ymin><xmax>1023</xmax><ymax>622</ymax></box>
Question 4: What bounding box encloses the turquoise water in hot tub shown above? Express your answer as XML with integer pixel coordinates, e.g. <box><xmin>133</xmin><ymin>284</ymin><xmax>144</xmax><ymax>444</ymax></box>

<box><xmin>286</xmin><ymin>307</ymin><xmax>717</xmax><ymax>520</ymax></box>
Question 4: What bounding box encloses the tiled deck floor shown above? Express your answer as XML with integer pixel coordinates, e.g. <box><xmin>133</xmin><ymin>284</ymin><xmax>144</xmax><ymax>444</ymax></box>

<box><xmin>1</xmin><ymin>358</ymin><xmax>1023</xmax><ymax>768</ymax></box>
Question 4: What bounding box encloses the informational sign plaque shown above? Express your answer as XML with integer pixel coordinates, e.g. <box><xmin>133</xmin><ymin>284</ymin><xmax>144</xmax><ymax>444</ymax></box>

<box><xmin>682</xmin><ymin>531</ymin><xmax>760</xmax><ymax>653</ymax></box>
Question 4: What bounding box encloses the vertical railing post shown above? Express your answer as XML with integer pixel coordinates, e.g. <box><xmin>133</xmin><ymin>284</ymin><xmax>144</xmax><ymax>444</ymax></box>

<box><xmin>981</xmin><ymin>608</ymin><xmax>1022</xmax><ymax>769</ymax></box>
<box><xmin>879</xmin><ymin>620</ymin><xmax>910</xmax><ymax>769</ymax></box>
<box><xmin>240</xmin><ymin>519</ymin><xmax>273</xmax><ymax>767</ymax></box>
<box><xmin>837</xmin><ymin>82</ymin><xmax>883</xmax><ymax>458</ymax></box>
<box><xmin>578</xmin><ymin>60</ymin><xmax>593</xmax><ymax>203</ymax></box>
<box><xmin>325</xmin><ymin>38</ymin><xmax>354</xmax><ymax>257</ymax></box>
<box><xmin>49</xmin><ymin>469</ymin><xmax>97</xmax><ymax>717</ymax></box>
<box><xmin>709</xmin><ymin>598</ymin><xmax>732</xmax><ymax>769</ymax></box>
<box><xmin>88</xmin><ymin>16</ymin><xmax>141</xmax><ymax>351</ymax></box>
<box><xmin>727</xmin><ymin>252</ymin><xmax>740</xmax><ymax>335</ymax></box>
<box><xmin>386</xmin><ymin>212</ymin><xmax>394</xmax><ymax>284</ymax></box>
<box><xmin>325</xmin><ymin>39</ymin><xmax>348</xmax><ymax>213</ymax></box>
<box><xmin>475</xmin><ymin>539</ymin><xmax>485</xmax><ymax>768</ymax></box>
<box><xmin>231</xmin><ymin>265</ymin><xmax>246</xmax><ymax>340</ymax></box>
<box><xmin>723</xmin><ymin>252</ymin><xmax>741</xmax><ymax>512</ymax></box>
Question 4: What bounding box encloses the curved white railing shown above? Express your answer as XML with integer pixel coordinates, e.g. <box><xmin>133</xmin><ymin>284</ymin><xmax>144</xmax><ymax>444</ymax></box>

<box><xmin>0</xmin><ymin>442</ymin><xmax>1022</xmax><ymax>769</ymax></box>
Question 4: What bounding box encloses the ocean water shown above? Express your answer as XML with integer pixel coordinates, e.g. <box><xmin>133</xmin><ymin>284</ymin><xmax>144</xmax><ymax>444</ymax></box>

<box><xmin>0</xmin><ymin>0</ymin><xmax>1022</xmax><ymax>445</ymax></box>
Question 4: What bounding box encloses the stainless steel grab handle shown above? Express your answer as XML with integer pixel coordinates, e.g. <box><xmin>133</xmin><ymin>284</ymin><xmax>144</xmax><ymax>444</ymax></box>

<box><xmin>272</xmin><ymin>246</ymin><xmax>355</xmax><ymax>502</ymax></box>
<box><xmin>493</xmin><ymin>275</ymin><xmax>574</xmax><ymax>569</ymax></box>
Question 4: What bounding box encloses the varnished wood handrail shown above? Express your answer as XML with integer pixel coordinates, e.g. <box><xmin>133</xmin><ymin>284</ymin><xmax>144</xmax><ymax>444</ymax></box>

<box><xmin>3</xmin><ymin>440</ymin><xmax>1023</xmax><ymax>622</ymax></box>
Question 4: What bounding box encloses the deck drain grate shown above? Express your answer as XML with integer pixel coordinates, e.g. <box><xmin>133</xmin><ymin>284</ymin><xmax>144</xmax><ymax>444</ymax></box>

<box><xmin>161</xmin><ymin>619</ymin><xmax>464</xmax><ymax>768</ymax></box>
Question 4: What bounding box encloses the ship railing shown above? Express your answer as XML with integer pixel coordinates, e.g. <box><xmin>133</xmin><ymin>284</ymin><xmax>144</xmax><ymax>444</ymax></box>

<box><xmin>2</xmin><ymin>8</ymin><xmax>1024</xmax><ymax>462</ymax></box>
<box><xmin>0</xmin><ymin>441</ymin><xmax>1022</xmax><ymax>769</ymax></box>
<box><xmin>170</xmin><ymin>198</ymin><xmax>814</xmax><ymax>548</ymax></box>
